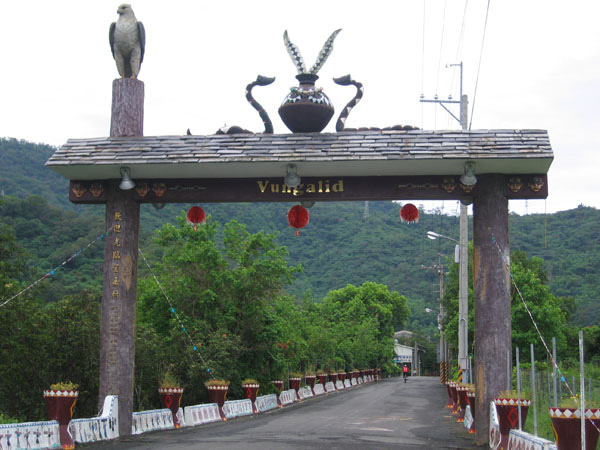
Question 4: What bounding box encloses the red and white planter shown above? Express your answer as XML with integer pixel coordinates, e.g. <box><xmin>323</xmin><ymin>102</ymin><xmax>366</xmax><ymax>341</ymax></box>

<box><xmin>242</xmin><ymin>383</ymin><xmax>260</xmax><ymax>413</ymax></box>
<box><xmin>466</xmin><ymin>390</ymin><xmax>476</xmax><ymax>434</ymax></box>
<box><xmin>494</xmin><ymin>397</ymin><xmax>530</xmax><ymax>450</ymax></box>
<box><xmin>549</xmin><ymin>407</ymin><xmax>600</xmax><ymax>450</ymax></box>
<box><xmin>158</xmin><ymin>387</ymin><xmax>184</xmax><ymax>428</ymax></box>
<box><xmin>289</xmin><ymin>377</ymin><xmax>302</xmax><ymax>401</ymax></box>
<box><xmin>44</xmin><ymin>389</ymin><xmax>79</xmax><ymax>450</ymax></box>
<box><xmin>272</xmin><ymin>380</ymin><xmax>284</xmax><ymax>407</ymax></box>
<box><xmin>207</xmin><ymin>385</ymin><xmax>229</xmax><ymax>420</ymax></box>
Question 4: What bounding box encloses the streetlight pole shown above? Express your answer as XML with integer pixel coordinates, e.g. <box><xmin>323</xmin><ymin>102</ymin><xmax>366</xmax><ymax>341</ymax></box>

<box><xmin>426</xmin><ymin>226</ymin><xmax>469</xmax><ymax>384</ymax></box>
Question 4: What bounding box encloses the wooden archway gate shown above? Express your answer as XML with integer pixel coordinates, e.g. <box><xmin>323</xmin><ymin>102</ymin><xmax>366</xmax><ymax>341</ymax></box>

<box><xmin>47</xmin><ymin>79</ymin><xmax>553</xmax><ymax>444</ymax></box>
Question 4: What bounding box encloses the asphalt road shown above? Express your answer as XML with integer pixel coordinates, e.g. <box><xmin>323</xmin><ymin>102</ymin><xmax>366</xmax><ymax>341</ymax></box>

<box><xmin>82</xmin><ymin>376</ymin><xmax>486</xmax><ymax>449</ymax></box>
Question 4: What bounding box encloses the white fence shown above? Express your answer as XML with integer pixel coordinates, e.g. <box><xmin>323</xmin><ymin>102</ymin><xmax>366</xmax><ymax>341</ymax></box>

<box><xmin>314</xmin><ymin>384</ymin><xmax>325</xmax><ymax>396</ymax></box>
<box><xmin>325</xmin><ymin>381</ymin><xmax>335</xmax><ymax>392</ymax></box>
<box><xmin>280</xmin><ymin>389</ymin><xmax>297</xmax><ymax>405</ymax></box>
<box><xmin>344</xmin><ymin>379</ymin><xmax>352</xmax><ymax>389</ymax></box>
<box><xmin>351</xmin><ymin>378</ymin><xmax>357</xmax><ymax>386</ymax></box>
<box><xmin>223</xmin><ymin>399</ymin><xmax>253</xmax><ymax>419</ymax></box>
<box><xmin>0</xmin><ymin>420</ymin><xmax>60</xmax><ymax>450</ymax></box>
<box><xmin>184</xmin><ymin>403</ymin><xmax>221</xmax><ymax>426</ymax></box>
<box><xmin>69</xmin><ymin>395</ymin><xmax>119</xmax><ymax>444</ymax></box>
<box><xmin>335</xmin><ymin>380</ymin><xmax>344</xmax><ymax>390</ymax></box>
<box><xmin>132</xmin><ymin>408</ymin><xmax>174</xmax><ymax>434</ymax></box>
<box><xmin>255</xmin><ymin>394</ymin><xmax>279</xmax><ymax>412</ymax></box>
<box><xmin>298</xmin><ymin>386</ymin><xmax>314</xmax><ymax>400</ymax></box>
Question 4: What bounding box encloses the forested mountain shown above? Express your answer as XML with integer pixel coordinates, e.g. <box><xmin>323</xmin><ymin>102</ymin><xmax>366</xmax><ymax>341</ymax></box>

<box><xmin>1</xmin><ymin>138</ymin><xmax>598</xmax><ymax>326</ymax></box>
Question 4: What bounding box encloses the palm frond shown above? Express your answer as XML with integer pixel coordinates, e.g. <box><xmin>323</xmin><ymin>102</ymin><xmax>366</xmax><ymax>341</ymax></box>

<box><xmin>283</xmin><ymin>30</ymin><xmax>306</xmax><ymax>74</ymax></box>
<box><xmin>309</xmin><ymin>29</ymin><xmax>342</xmax><ymax>74</ymax></box>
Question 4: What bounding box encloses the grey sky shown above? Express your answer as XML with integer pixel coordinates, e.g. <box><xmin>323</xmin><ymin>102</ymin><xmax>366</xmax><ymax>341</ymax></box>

<box><xmin>1</xmin><ymin>0</ymin><xmax>598</xmax><ymax>215</ymax></box>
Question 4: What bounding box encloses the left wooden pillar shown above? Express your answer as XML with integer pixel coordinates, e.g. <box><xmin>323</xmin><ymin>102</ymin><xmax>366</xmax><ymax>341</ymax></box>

<box><xmin>98</xmin><ymin>78</ymin><xmax>143</xmax><ymax>436</ymax></box>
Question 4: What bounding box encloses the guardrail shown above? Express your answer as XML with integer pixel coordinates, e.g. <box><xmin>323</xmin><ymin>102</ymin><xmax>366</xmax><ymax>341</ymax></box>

<box><xmin>132</xmin><ymin>408</ymin><xmax>174</xmax><ymax>434</ymax></box>
<box><xmin>255</xmin><ymin>394</ymin><xmax>279</xmax><ymax>412</ymax></box>
<box><xmin>325</xmin><ymin>381</ymin><xmax>335</xmax><ymax>392</ymax></box>
<box><xmin>335</xmin><ymin>380</ymin><xmax>344</xmax><ymax>390</ymax></box>
<box><xmin>280</xmin><ymin>389</ymin><xmax>297</xmax><ymax>405</ymax></box>
<box><xmin>314</xmin><ymin>384</ymin><xmax>325</xmax><ymax>396</ymax></box>
<box><xmin>69</xmin><ymin>395</ymin><xmax>119</xmax><ymax>444</ymax></box>
<box><xmin>184</xmin><ymin>403</ymin><xmax>221</xmax><ymax>426</ymax></box>
<box><xmin>0</xmin><ymin>420</ymin><xmax>61</xmax><ymax>450</ymax></box>
<box><xmin>223</xmin><ymin>399</ymin><xmax>253</xmax><ymax>419</ymax></box>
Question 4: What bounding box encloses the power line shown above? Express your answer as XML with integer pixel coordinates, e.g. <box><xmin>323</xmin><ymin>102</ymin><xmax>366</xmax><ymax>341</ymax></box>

<box><xmin>435</xmin><ymin>0</ymin><xmax>448</xmax><ymax>97</ymax></box>
<box><xmin>469</xmin><ymin>0</ymin><xmax>491</xmax><ymax>130</ymax></box>
<box><xmin>450</xmin><ymin>0</ymin><xmax>469</xmax><ymax>96</ymax></box>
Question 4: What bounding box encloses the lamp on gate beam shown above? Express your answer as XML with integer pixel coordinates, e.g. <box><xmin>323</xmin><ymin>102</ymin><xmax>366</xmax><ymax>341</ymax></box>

<box><xmin>460</xmin><ymin>161</ymin><xmax>477</xmax><ymax>186</ymax></box>
<box><xmin>119</xmin><ymin>167</ymin><xmax>135</xmax><ymax>190</ymax></box>
<box><xmin>284</xmin><ymin>164</ymin><xmax>301</xmax><ymax>188</ymax></box>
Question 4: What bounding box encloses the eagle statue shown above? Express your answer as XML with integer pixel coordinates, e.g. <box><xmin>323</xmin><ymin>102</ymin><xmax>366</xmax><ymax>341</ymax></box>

<box><xmin>109</xmin><ymin>4</ymin><xmax>145</xmax><ymax>78</ymax></box>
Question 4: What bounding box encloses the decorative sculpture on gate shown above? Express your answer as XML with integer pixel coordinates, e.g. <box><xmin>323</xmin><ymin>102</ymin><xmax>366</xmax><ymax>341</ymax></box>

<box><xmin>109</xmin><ymin>4</ymin><xmax>146</xmax><ymax>79</ymax></box>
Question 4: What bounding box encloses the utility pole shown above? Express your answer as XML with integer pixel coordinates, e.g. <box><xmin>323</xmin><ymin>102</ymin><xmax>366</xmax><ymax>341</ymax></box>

<box><xmin>422</xmin><ymin>62</ymin><xmax>470</xmax><ymax>385</ymax></box>
<box><xmin>422</xmin><ymin>262</ymin><xmax>446</xmax><ymax>382</ymax></box>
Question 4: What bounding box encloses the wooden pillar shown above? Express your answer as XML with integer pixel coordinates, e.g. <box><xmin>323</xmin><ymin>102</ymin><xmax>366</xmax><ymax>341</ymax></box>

<box><xmin>98</xmin><ymin>78</ymin><xmax>143</xmax><ymax>435</ymax></box>
<box><xmin>472</xmin><ymin>174</ymin><xmax>511</xmax><ymax>444</ymax></box>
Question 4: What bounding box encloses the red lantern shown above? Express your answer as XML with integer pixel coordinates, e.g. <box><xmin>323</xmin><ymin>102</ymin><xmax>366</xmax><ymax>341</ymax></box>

<box><xmin>186</xmin><ymin>206</ymin><xmax>206</xmax><ymax>231</ymax></box>
<box><xmin>288</xmin><ymin>205</ymin><xmax>309</xmax><ymax>236</ymax></box>
<box><xmin>400</xmin><ymin>203</ymin><xmax>419</xmax><ymax>224</ymax></box>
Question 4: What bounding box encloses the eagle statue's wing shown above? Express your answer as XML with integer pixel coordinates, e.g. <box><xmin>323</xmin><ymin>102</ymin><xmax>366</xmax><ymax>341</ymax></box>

<box><xmin>109</xmin><ymin>22</ymin><xmax>116</xmax><ymax>58</ymax></box>
<box><xmin>137</xmin><ymin>21</ymin><xmax>146</xmax><ymax>63</ymax></box>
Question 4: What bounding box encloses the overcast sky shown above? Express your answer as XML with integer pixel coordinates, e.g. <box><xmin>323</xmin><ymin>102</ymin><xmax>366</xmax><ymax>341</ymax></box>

<box><xmin>1</xmin><ymin>0</ymin><xmax>598</xmax><ymax>216</ymax></box>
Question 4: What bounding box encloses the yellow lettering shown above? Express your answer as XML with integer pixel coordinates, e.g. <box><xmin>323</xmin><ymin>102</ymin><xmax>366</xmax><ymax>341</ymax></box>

<box><xmin>306</xmin><ymin>184</ymin><xmax>316</xmax><ymax>193</ymax></box>
<box><xmin>325</xmin><ymin>180</ymin><xmax>330</xmax><ymax>193</ymax></box>
<box><xmin>113</xmin><ymin>224</ymin><xmax>122</xmax><ymax>233</ymax></box>
<box><xmin>113</xmin><ymin>237</ymin><xmax>121</xmax><ymax>247</ymax></box>
<box><xmin>112</xmin><ymin>290</ymin><xmax>119</xmax><ymax>299</ymax></box>
<box><xmin>112</xmin><ymin>251</ymin><xmax>121</xmax><ymax>260</ymax></box>
<box><xmin>114</xmin><ymin>212</ymin><xmax>122</xmax><ymax>221</ymax></box>
<box><xmin>318</xmin><ymin>180</ymin><xmax>323</xmax><ymax>193</ymax></box>
<box><xmin>270</xmin><ymin>184</ymin><xmax>280</xmax><ymax>193</ymax></box>
<box><xmin>332</xmin><ymin>180</ymin><xmax>344</xmax><ymax>192</ymax></box>
<box><xmin>113</xmin><ymin>264</ymin><xmax>119</xmax><ymax>273</ymax></box>
<box><xmin>282</xmin><ymin>185</ymin><xmax>292</xmax><ymax>194</ymax></box>
<box><xmin>257</xmin><ymin>180</ymin><xmax>269</xmax><ymax>193</ymax></box>
<box><xmin>292</xmin><ymin>184</ymin><xmax>304</xmax><ymax>196</ymax></box>
<box><xmin>112</xmin><ymin>277</ymin><xmax>120</xmax><ymax>287</ymax></box>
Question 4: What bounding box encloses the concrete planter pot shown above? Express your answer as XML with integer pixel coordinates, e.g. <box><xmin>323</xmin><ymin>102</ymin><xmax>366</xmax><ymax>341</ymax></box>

<box><xmin>207</xmin><ymin>385</ymin><xmax>229</xmax><ymax>420</ymax></box>
<box><xmin>338</xmin><ymin>372</ymin><xmax>346</xmax><ymax>382</ymax></box>
<box><xmin>317</xmin><ymin>374</ymin><xmax>328</xmax><ymax>385</ymax></box>
<box><xmin>549</xmin><ymin>407</ymin><xmax>600</xmax><ymax>450</ymax></box>
<box><xmin>456</xmin><ymin>386</ymin><xmax>469</xmax><ymax>422</ymax></box>
<box><xmin>242</xmin><ymin>384</ymin><xmax>260</xmax><ymax>413</ymax></box>
<box><xmin>158</xmin><ymin>387</ymin><xmax>184</xmax><ymax>428</ymax></box>
<box><xmin>43</xmin><ymin>389</ymin><xmax>78</xmax><ymax>450</ymax></box>
<box><xmin>494</xmin><ymin>398</ymin><xmax>530</xmax><ymax>450</ymax></box>
<box><xmin>289</xmin><ymin>377</ymin><xmax>302</xmax><ymax>401</ymax></box>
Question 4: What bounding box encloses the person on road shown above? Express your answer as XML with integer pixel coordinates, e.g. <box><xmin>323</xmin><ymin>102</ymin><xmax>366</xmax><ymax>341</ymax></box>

<box><xmin>403</xmin><ymin>364</ymin><xmax>409</xmax><ymax>382</ymax></box>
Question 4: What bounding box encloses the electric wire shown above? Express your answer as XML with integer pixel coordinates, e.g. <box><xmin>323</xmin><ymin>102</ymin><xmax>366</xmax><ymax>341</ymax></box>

<box><xmin>449</xmin><ymin>0</ymin><xmax>469</xmax><ymax>96</ymax></box>
<box><xmin>421</xmin><ymin>0</ymin><xmax>427</xmax><ymax>129</ymax></box>
<box><xmin>468</xmin><ymin>0</ymin><xmax>491</xmax><ymax>130</ymax></box>
<box><xmin>435</xmin><ymin>0</ymin><xmax>448</xmax><ymax>97</ymax></box>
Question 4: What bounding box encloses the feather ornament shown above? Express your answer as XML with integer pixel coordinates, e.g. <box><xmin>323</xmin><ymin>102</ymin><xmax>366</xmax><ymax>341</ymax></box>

<box><xmin>283</xmin><ymin>30</ymin><xmax>307</xmax><ymax>74</ymax></box>
<box><xmin>309</xmin><ymin>29</ymin><xmax>342</xmax><ymax>74</ymax></box>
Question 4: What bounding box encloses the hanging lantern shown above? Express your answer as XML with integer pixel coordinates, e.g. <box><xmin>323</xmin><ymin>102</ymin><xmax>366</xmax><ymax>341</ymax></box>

<box><xmin>287</xmin><ymin>205</ymin><xmax>309</xmax><ymax>236</ymax></box>
<box><xmin>186</xmin><ymin>206</ymin><xmax>206</xmax><ymax>231</ymax></box>
<box><xmin>400</xmin><ymin>203</ymin><xmax>419</xmax><ymax>224</ymax></box>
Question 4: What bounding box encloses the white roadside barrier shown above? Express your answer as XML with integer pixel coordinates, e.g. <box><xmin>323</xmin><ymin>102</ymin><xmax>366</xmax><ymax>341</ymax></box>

<box><xmin>314</xmin><ymin>384</ymin><xmax>326</xmax><ymax>396</ymax></box>
<box><xmin>184</xmin><ymin>403</ymin><xmax>222</xmax><ymax>426</ymax></box>
<box><xmin>335</xmin><ymin>380</ymin><xmax>344</xmax><ymax>390</ymax></box>
<box><xmin>255</xmin><ymin>394</ymin><xmax>279</xmax><ymax>412</ymax></box>
<box><xmin>507</xmin><ymin>429</ymin><xmax>557</xmax><ymax>450</ymax></box>
<box><xmin>298</xmin><ymin>386</ymin><xmax>313</xmax><ymax>400</ymax></box>
<box><xmin>0</xmin><ymin>420</ymin><xmax>61</xmax><ymax>450</ymax></box>
<box><xmin>280</xmin><ymin>389</ymin><xmax>297</xmax><ymax>406</ymax></box>
<box><xmin>69</xmin><ymin>395</ymin><xmax>119</xmax><ymax>445</ymax></box>
<box><xmin>344</xmin><ymin>379</ymin><xmax>352</xmax><ymax>389</ymax></box>
<box><xmin>351</xmin><ymin>378</ymin><xmax>357</xmax><ymax>386</ymax></box>
<box><xmin>132</xmin><ymin>408</ymin><xmax>174</xmax><ymax>435</ymax></box>
<box><xmin>223</xmin><ymin>399</ymin><xmax>253</xmax><ymax>419</ymax></box>
<box><xmin>325</xmin><ymin>381</ymin><xmax>336</xmax><ymax>392</ymax></box>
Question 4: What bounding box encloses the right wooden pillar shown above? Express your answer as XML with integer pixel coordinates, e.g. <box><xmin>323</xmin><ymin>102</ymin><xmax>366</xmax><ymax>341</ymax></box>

<box><xmin>472</xmin><ymin>174</ymin><xmax>511</xmax><ymax>444</ymax></box>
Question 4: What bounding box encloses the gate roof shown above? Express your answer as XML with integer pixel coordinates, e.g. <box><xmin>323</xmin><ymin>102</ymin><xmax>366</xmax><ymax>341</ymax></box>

<box><xmin>46</xmin><ymin>129</ymin><xmax>552</xmax><ymax>181</ymax></box>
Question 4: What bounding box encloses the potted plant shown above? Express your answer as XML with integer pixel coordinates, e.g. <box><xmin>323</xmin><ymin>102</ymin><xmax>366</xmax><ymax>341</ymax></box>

<box><xmin>466</xmin><ymin>385</ymin><xmax>476</xmax><ymax>434</ymax></box>
<box><xmin>338</xmin><ymin>371</ymin><xmax>346</xmax><ymax>382</ymax></box>
<box><xmin>205</xmin><ymin>379</ymin><xmax>230</xmax><ymax>420</ymax></box>
<box><xmin>304</xmin><ymin>370</ymin><xmax>316</xmax><ymax>397</ymax></box>
<box><xmin>158</xmin><ymin>370</ymin><xmax>184</xmax><ymax>428</ymax></box>
<box><xmin>289</xmin><ymin>372</ymin><xmax>303</xmax><ymax>401</ymax></box>
<box><xmin>241</xmin><ymin>378</ymin><xmax>260</xmax><ymax>413</ymax></box>
<box><xmin>44</xmin><ymin>381</ymin><xmax>79</xmax><ymax>450</ymax></box>
<box><xmin>494</xmin><ymin>390</ymin><xmax>530</xmax><ymax>450</ymax></box>
<box><xmin>316</xmin><ymin>369</ymin><xmax>328</xmax><ymax>385</ymax></box>
<box><xmin>549</xmin><ymin>396</ymin><xmax>600</xmax><ymax>450</ymax></box>
<box><xmin>456</xmin><ymin>383</ymin><xmax>470</xmax><ymax>423</ymax></box>
<box><xmin>328</xmin><ymin>371</ymin><xmax>337</xmax><ymax>383</ymax></box>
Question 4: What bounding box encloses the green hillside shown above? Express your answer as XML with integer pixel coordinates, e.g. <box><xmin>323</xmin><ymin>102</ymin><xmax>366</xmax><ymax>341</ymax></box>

<box><xmin>1</xmin><ymin>138</ymin><xmax>598</xmax><ymax>326</ymax></box>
